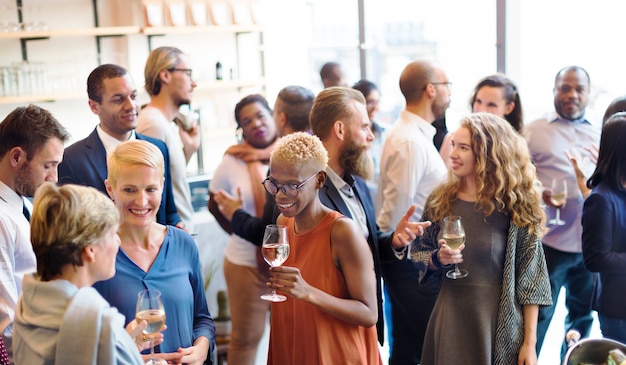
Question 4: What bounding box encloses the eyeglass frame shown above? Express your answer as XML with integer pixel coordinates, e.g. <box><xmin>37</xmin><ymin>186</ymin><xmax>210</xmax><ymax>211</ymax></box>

<box><xmin>423</xmin><ymin>81</ymin><xmax>452</xmax><ymax>91</ymax></box>
<box><xmin>430</xmin><ymin>81</ymin><xmax>452</xmax><ymax>87</ymax></box>
<box><xmin>169</xmin><ymin>68</ymin><xmax>193</xmax><ymax>78</ymax></box>
<box><xmin>262</xmin><ymin>172</ymin><xmax>320</xmax><ymax>198</ymax></box>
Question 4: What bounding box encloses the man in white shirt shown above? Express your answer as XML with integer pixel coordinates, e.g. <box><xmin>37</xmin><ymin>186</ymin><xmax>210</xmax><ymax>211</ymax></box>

<box><xmin>376</xmin><ymin>60</ymin><xmax>450</xmax><ymax>365</ymax></box>
<box><xmin>137</xmin><ymin>46</ymin><xmax>199</xmax><ymax>232</ymax></box>
<box><xmin>0</xmin><ymin>105</ymin><xmax>69</xmax><ymax>362</ymax></box>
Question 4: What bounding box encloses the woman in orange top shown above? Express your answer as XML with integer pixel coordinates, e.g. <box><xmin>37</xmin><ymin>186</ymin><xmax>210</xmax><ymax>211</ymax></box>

<box><xmin>264</xmin><ymin>132</ymin><xmax>382</xmax><ymax>365</ymax></box>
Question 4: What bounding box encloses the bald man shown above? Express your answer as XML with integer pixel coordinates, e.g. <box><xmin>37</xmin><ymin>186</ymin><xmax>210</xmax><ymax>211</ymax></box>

<box><xmin>376</xmin><ymin>60</ymin><xmax>450</xmax><ymax>365</ymax></box>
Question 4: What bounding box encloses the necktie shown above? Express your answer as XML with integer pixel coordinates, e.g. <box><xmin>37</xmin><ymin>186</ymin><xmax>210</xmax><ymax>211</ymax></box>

<box><xmin>22</xmin><ymin>201</ymin><xmax>31</xmax><ymax>222</ymax></box>
<box><xmin>0</xmin><ymin>336</ymin><xmax>9</xmax><ymax>365</ymax></box>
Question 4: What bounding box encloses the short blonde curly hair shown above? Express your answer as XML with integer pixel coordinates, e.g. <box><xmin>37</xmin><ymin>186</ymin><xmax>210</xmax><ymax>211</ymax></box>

<box><xmin>270</xmin><ymin>132</ymin><xmax>328</xmax><ymax>171</ymax></box>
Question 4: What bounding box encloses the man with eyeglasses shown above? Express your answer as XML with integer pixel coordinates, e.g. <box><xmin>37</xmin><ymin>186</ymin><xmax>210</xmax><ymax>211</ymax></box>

<box><xmin>376</xmin><ymin>60</ymin><xmax>450</xmax><ymax>365</ymax></box>
<box><xmin>136</xmin><ymin>46</ymin><xmax>199</xmax><ymax>231</ymax></box>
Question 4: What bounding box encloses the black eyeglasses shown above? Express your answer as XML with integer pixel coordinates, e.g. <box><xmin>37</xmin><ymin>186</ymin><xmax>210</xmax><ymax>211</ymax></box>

<box><xmin>431</xmin><ymin>81</ymin><xmax>452</xmax><ymax>87</ymax></box>
<box><xmin>262</xmin><ymin>172</ymin><xmax>319</xmax><ymax>198</ymax></box>
<box><xmin>169</xmin><ymin>68</ymin><xmax>193</xmax><ymax>78</ymax></box>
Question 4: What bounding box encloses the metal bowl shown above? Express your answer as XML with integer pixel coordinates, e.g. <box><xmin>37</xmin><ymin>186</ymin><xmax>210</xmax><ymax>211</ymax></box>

<box><xmin>563</xmin><ymin>337</ymin><xmax>626</xmax><ymax>365</ymax></box>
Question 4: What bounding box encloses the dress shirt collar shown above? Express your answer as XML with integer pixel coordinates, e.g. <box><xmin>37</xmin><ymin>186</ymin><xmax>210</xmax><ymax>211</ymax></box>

<box><xmin>96</xmin><ymin>125</ymin><xmax>136</xmax><ymax>155</ymax></box>
<box><xmin>0</xmin><ymin>180</ymin><xmax>22</xmax><ymax>211</ymax></box>
<box><xmin>399</xmin><ymin>110</ymin><xmax>437</xmax><ymax>139</ymax></box>
<box><xmin>325</xmin><ymin>166</ymin><xmax>354</xmax><ymax>198</ymax></box>
<box><xmin>548</xmin><ymin>111</ymin><xmax>593</xmax><ymax>126</ymax></box>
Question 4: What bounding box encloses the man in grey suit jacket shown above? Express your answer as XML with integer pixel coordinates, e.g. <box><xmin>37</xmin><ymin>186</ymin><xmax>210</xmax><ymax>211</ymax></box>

<box><xmin>58</xmin><ymin>64</ymin><xmax>183</xmax><ymax>228</ymax></box>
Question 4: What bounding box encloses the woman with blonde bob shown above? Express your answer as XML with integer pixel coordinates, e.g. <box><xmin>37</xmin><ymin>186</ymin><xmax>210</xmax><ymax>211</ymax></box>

<box><xmin>94</xmin><ymin>140</ymin><xmax>214</xmax><ymax>365</ymax></box>
<box><xmin>13</xmin><ymin>183</ymin><xmax>156</xmax><ymax>365</ymax></box>
<box><xmin>410</xmin><ymin>113</ymin><xmax>552</xmax><ymax>365</ymax></box>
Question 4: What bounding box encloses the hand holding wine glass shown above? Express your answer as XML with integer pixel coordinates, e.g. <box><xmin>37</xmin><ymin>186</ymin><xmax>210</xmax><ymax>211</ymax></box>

<box><xmin>442</xmin><ymin>215</ymin><xmax>468</xmax><ymax>279</ymax></box>
<box><xmin>261</xmin><ymin>224</ymin><xmax>290</xmax><ymax>302</ymax></box>
<box><xmin>548</xmin><ymin>178</ymin><xmax>567</xmax><ymax>226</ymax></box>
<box><xmin>136</xmin><ymin>289</ymin><xmax>167</xmax><ymax>365</ymax></box>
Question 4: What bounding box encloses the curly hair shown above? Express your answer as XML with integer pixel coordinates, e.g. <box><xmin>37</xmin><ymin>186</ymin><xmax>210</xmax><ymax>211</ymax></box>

<box><xmin>424</xmin><ymin>113</ymin><xmax>545</xmax><ymax>236</ymax></box>
<box><xmin>30</xmin><ymin>183</ymin><xmax>119</xmax><ymax>281</ymax></box>
<box><xmin>270</xmin><ymin>132</ymin><xmax>328</xmax><ymax>171</ymax></box>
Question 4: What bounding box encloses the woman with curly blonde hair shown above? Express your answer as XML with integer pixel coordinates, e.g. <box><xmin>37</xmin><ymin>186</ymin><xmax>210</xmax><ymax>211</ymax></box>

<box><xmin>411</xmin><ymin>113</ymin><xmax>552</xmax><ymax>365</ymax></box>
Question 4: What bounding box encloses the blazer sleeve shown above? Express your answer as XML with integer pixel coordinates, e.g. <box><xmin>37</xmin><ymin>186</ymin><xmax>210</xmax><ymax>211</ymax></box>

<box><xmin>231</xmin><ymin>191</ymin><xmax>277</xmax><ymax>246</ymax></box>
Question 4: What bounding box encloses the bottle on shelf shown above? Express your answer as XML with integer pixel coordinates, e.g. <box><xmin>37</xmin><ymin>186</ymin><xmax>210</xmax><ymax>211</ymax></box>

<box><xmin>215</xmin><ymin>61</ymin><xmax>223</xmax><ymax>80</ymax></box>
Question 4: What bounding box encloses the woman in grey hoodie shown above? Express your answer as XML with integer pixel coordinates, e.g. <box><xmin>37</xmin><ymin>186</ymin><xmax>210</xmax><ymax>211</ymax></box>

<box><xmin>12</xmin><ymin>183</ymin><xmax>159</xmax><ymax>365</ymax></box>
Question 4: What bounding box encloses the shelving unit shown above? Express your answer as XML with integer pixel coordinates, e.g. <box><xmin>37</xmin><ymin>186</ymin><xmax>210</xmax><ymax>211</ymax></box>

<box><xmin>0</xmin><ymin>1</ymin><xmax>266</xmax><ymax>105</ymax></box>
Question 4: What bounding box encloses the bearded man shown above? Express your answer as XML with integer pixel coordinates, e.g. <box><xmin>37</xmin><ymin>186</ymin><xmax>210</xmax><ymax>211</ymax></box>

<box><xmin>309</xmin><ymin>86</ymin><xmax>429</xmax><ymax>350</ymax></box>
<box><xmin>0</xmin><ymin>105</ymin><xmax>70</xmax><ymax>362</ymax></box>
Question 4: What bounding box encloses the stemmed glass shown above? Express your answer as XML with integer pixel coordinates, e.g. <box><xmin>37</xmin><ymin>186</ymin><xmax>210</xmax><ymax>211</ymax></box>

<box><xmin>548</xmin><ymin>178</ymin><xmax>567</xmax><ymax>226</ymax></box>
<box><xmin>260</xmin><ymin>224</ymin><xmax>290</xmax><ymax>302</ymax></box>
<box><xmin>442</xmin><ymin>215</ymin><xmax>468</xmax><ymax>279</ymax></box>
<box><xmin>136</xmin><ymin>289</ymin><xmax>167</xmax><ymax>365</ymax></box>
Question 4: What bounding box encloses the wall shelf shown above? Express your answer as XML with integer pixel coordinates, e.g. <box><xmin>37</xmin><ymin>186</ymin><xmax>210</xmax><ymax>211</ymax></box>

<box><xmin>142</xmin><ymin>24</ymin><xmax>263</xmax><ymax>36</ymax></box>
<box><xmin>0</xmin><ymin>91</ymin><xmax>85</xmax><ymax>105</ymax></box>
<box><xmin>0</xmin><ymin>26</ymin><xmax>142</xmax><ymax>39</ymax></box>
<box><xmin>0</xmin><ymin>79</ymin><xmax>266</xmax><ymax>105</ymax></box>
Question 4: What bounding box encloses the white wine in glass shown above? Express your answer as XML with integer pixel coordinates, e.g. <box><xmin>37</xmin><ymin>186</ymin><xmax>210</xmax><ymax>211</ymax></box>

<box><xmin>260</xmin><ymin>224</ymin><xmax>290</xmax><ymax>302</ymax></box>
<box><xmin>548</xmin><ymin>178</ymin><xmax>567</xmax><ymax>226</ymax></box>
<box><xmin>136</xmin><ymin>289</ymin><xmax>167</xmax><ymax>365</ymax></box>
<box><xmin>442</xmin><ymin>215</ymin><xmax>468</xmax><ymax>279</ymax></box>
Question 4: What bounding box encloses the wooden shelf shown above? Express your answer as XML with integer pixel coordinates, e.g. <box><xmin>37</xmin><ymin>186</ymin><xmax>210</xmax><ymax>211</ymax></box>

<box><xmin>195</xmin><ymin>78</ymin><xmax>266</xmax><ymax>91</ymax></box>
<box><xmin>0</xmin><ymin>26</ymin><xmax>141</xmax><ymax>39</ymax></box>
<box><xmin>0</xmin><ymin>79</ymin><xmax>266</xmax><ymax>105</ymax></box>
<box><xmin>142</xmin><ymin>24</ymin><xmax>263</xmax><ymax>35</ymax></box>
<box><xmin>0</xmin><ymin>91</ymin><xmax>84</xmax><ymax>105</ymax></box>
<box><xmin>0</xmin><ymin>24</ymin><xmax>263</xmax><ymax>40</ymax></box>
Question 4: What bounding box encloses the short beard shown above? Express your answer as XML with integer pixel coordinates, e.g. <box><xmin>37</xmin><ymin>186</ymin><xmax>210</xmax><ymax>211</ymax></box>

<box><xmin>339</xmin><ymin>138</ymin><xmax>374</xmax><ymax>181</ymax></box>
<box><xmin>15</xmin><ymin>162</ymin><xmax>36</xmax><ymax>197</ymax></box>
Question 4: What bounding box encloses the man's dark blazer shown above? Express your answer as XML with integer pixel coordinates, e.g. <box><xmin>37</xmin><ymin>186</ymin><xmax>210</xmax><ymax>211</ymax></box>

<box><xmin>320</xmin><ymin>174</ymin><xmax>439</xmax><ymax>364</ymax></box>
<box><xmin>319</xmin><ymin>173</ymin><xmax>396</xmax><ymax>345</ymax></box>
<box><xmin>57</xmin><ymin>128</ymin><xmax>182</xmax><ymax>226</ymax></box>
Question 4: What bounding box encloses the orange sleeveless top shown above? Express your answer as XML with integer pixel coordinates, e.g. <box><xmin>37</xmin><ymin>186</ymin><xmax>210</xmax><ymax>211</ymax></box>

<box><xmin>267</xmin><ymin>211</ymin><xmax>382</xmax><ymax>365</ymax></box>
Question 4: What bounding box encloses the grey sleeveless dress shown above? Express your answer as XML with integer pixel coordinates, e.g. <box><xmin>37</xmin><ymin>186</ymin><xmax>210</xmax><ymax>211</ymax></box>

<box><xmin>421</xmin><ymin>199</ymin><xmax>510</xmax><ymax>365</ymax></box>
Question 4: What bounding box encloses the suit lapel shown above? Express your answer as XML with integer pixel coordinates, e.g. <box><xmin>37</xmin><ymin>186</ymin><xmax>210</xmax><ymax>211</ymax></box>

<box><xmin>320</xmin><ymin>179</ymin><xmax>351</xmax><ymax>217</ymax></box>
<box><xmin>83</xmin><ymin>129</ymin><xmax>108</xmax><ymax>187</ymax></box>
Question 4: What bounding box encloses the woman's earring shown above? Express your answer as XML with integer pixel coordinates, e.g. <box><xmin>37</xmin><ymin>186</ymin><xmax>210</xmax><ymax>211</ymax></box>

<box><xmin>235</xmin><ymin>127</ymin><xmax>243</xmax><ymax>144</ymax></box>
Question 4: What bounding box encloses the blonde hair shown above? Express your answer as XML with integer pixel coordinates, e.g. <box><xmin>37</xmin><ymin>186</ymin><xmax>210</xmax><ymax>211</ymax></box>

<box><xmin>270</xmin><ymin>132</ymin><xmax>328</xmax><ymax>171</ymax></box>
<box><xmin>107</xmin><ymin>140</ymin><xmax>165</xmax><ymax>189</ymax></box>
<box><xmin>30</xmin><ymin>183</ymin><xmax>119</xmax><ymax>281</ymax></box>
<box><xmin>426</xmin><ymin>113</ymin><xmax>545</xmax><ymax>236</ymax></box>
<box><xmin>144</xmin><ymin>46</ymin><xmax>183</xmax><ymax>96</ymax></box>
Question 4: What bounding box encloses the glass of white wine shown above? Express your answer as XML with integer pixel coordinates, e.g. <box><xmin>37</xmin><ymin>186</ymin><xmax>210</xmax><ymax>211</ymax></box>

<box><xmin>260</xmin><ymin>224</ymin><xmax>290</xmax><ymax>302</ymax></box>
<box><xmin>136</xmin><ymin>289</ymin><xmax>167</xmax><ymax>365</ymax></box>
<box><xmin>548</xmin><ymin>178</ymin><xmax>567</xmax><ymax>226</ymax></box>
<box><xmin>442</xmin><ymin>215</ymin><xmax>468</xmax><ymax>279</ymax></box>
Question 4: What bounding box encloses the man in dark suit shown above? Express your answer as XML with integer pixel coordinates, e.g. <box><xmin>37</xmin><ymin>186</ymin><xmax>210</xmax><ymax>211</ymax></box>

<box><xmin>310</xmin><ymin>87</ymin><xmax>430</xmax><ymax>348</ymax></box>
<box><xmin>58</xmin><ymin>64</ymin><xmax>183</xmax><ymax>228</ymax></box>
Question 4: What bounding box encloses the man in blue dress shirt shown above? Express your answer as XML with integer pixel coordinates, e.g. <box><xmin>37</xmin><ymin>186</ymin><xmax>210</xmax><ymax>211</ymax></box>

<box><xmin>525</xmin><ymin>65</ymin><xmax>601</xmax><ymax>359</ymax></box>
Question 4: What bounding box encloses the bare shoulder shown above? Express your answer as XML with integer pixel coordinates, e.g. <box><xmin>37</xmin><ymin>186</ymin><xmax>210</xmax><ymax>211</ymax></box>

<box><xmin>330</xmin><ymin>216</ymin><xmax>369</xmax><ymax>251</ymax></box>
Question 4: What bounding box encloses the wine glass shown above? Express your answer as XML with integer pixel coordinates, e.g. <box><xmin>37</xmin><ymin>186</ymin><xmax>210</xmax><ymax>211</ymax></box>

<box><xmin>442</xmin><ymin>215</ymin><xmax>468</xmax><ymax>279</ymax></box>
<box><xmin>136</xmin><ymin>289</ymin><xmax>167</xmax><ymax>365</ymax></box>
<box><xmin>548</xmin><ymin>178</ymin><xmax>567</xmax><ymax>226</ymax></box>
<box><xmin>260</xmin><ymin>224</ymin><xmax>290</xmax><ymax>302</ymax></box>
